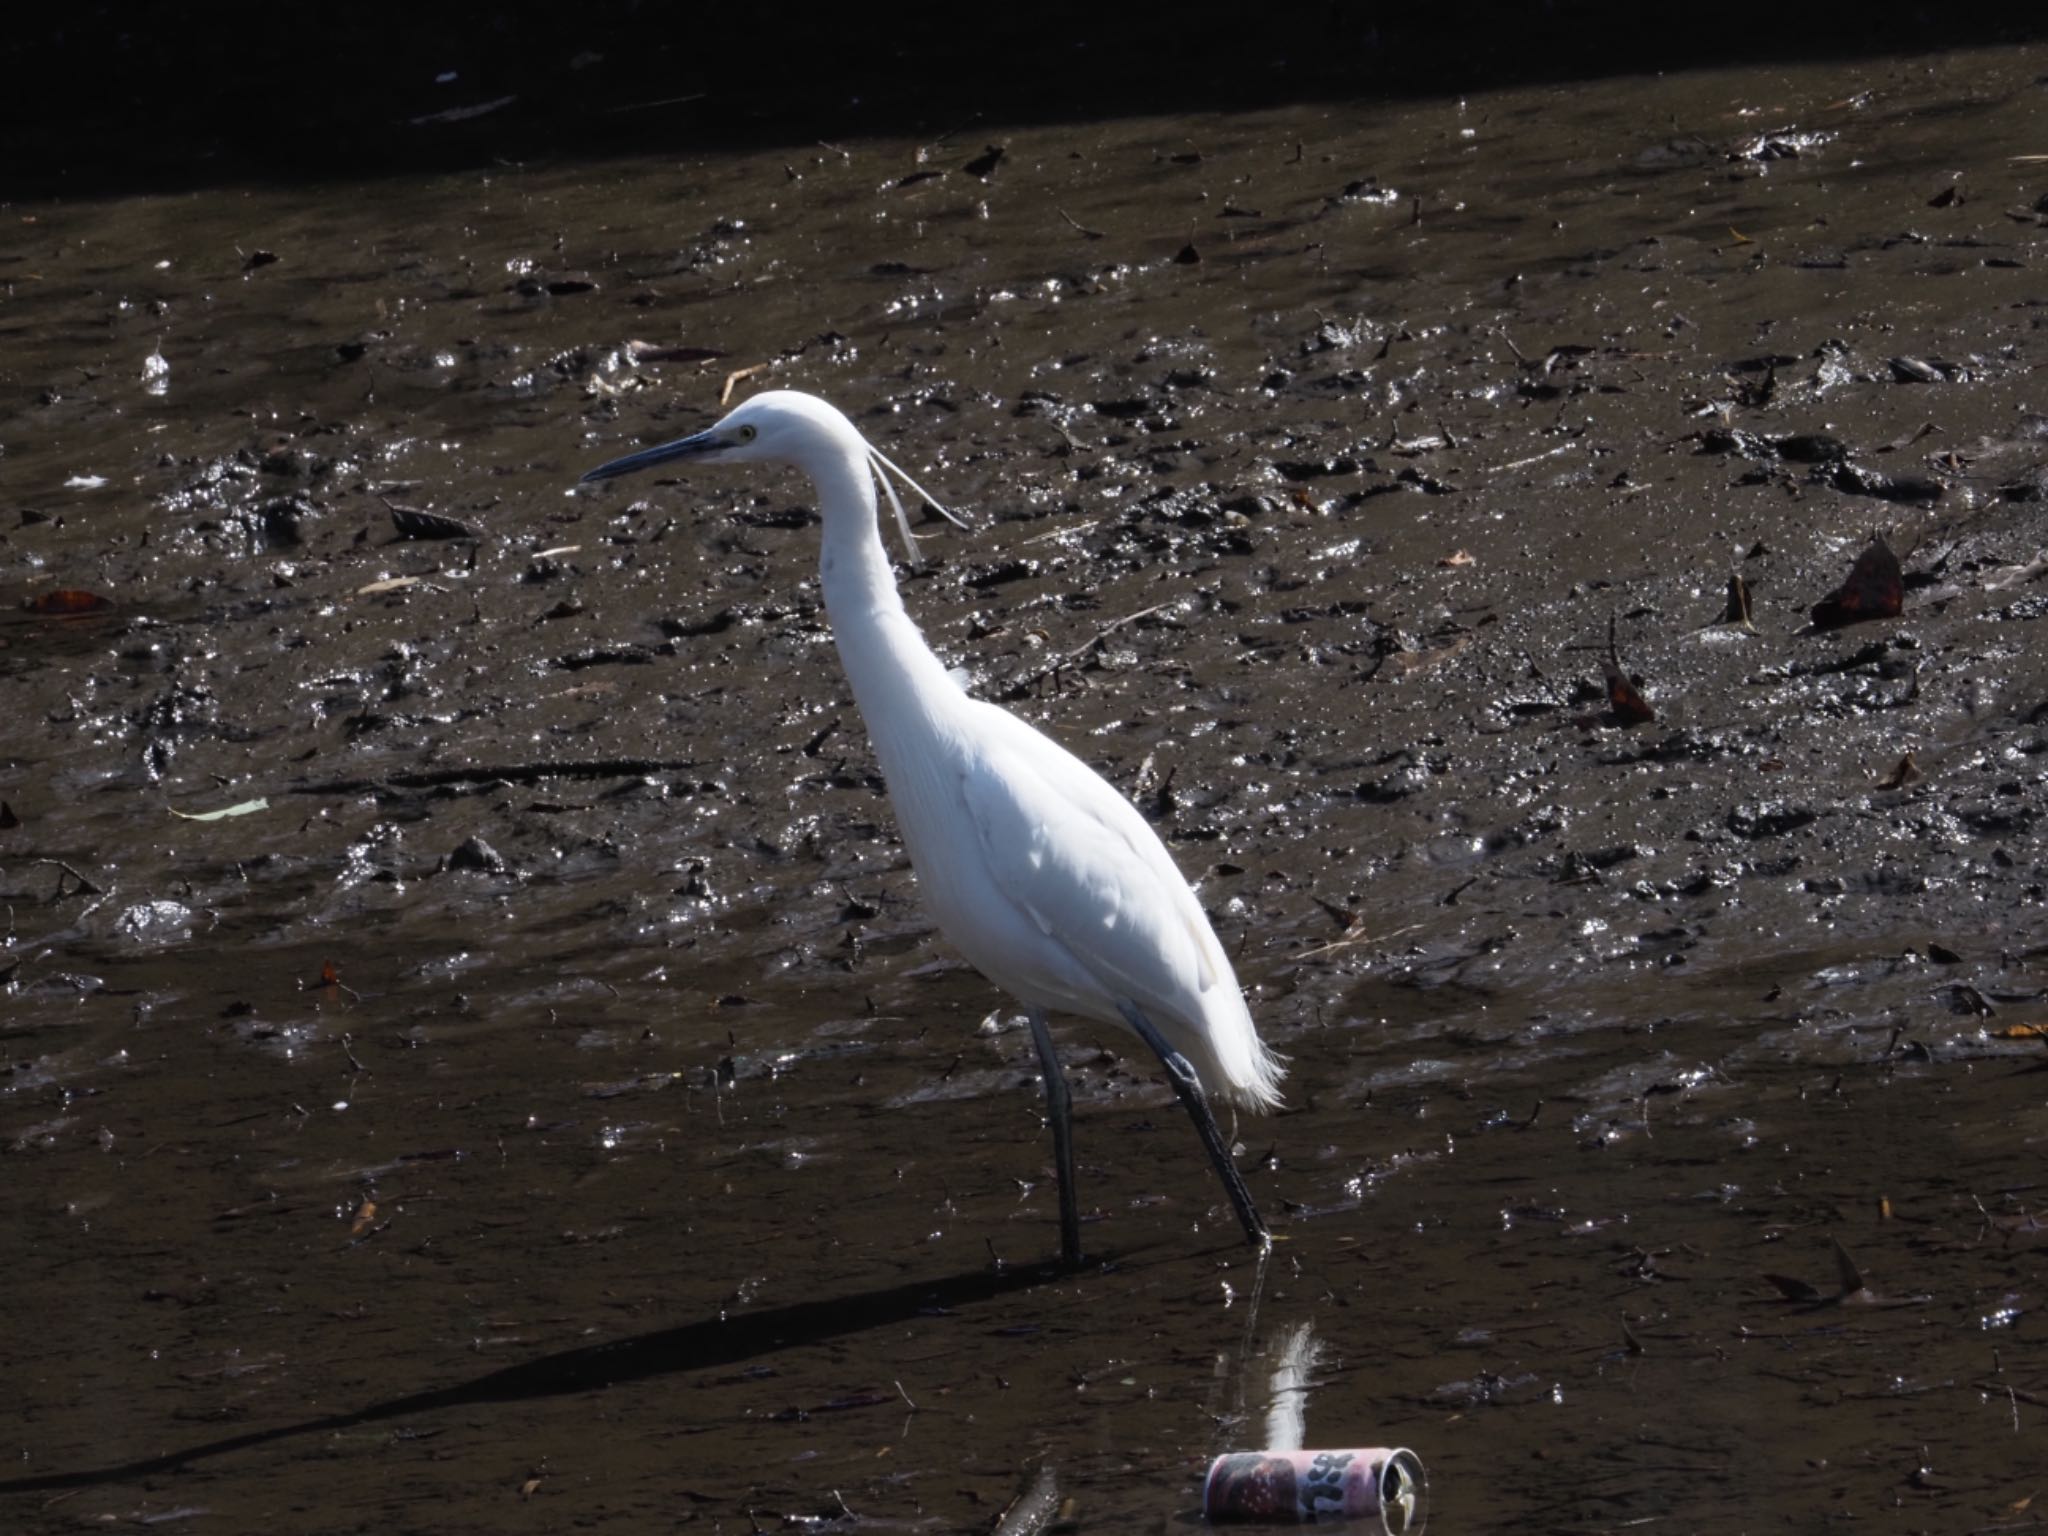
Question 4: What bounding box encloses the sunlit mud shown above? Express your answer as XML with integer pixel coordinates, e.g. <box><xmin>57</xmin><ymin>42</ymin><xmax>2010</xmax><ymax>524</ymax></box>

<box><xmin>4</xmin><ymin>40</ymin><xmax>2045</xmax><ymax>1535</ymax></box>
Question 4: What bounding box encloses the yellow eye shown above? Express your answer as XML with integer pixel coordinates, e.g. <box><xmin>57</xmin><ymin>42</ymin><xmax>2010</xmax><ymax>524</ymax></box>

<box><xmin>738</xmin><ymin>424</ymin><xmax>758</xmax><ymax>441</ymax></box>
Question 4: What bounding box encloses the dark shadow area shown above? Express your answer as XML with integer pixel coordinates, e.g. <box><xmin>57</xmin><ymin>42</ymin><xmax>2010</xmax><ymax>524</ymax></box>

<box><xmin>8</xmin><ymin>2</ymin><xmax>2044</xmax><ymax>199</ymax></box>
<box><xmin>0</xmin><ymin>1258</ymin><xmax>1080</xmax><ymax>1495</ymax></box>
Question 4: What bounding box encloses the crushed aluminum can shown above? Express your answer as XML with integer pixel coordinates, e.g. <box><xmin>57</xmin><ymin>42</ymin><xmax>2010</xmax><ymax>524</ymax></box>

<box><xmin>1203</xmin><ymin>1447</ymin><xmax>1427</xmax><ymax>1530</ymax></box>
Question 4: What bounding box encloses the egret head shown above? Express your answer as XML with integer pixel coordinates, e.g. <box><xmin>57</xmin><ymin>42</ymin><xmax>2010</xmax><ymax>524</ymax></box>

<box><xmin>578</xmin><ymin>391</ymin><xmax>824</xmax><ymax>480</ymax></box>
<box><xmin>579</xmin><ymin>388</ymin><xmax>968</xmax><ymax>562</ymax></box>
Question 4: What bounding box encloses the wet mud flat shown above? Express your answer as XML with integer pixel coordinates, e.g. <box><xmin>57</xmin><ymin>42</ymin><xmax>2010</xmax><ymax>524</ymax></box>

<box><xmin>4</xmin><ymin>38</ymin><xmax>2047</xmax><ymax>1536</ymax></box>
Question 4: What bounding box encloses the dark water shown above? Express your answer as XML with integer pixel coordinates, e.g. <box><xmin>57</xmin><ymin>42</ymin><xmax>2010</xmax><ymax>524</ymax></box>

<box><xmin>4</xmin><ymin>39</ymin><xmax>2046</xmax><ymax>1534</ymax></box>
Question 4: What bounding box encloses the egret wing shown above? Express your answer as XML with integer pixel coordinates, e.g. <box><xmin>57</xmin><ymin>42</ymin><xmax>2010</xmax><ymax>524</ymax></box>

<box><xmin>958</xmin><ymin>704</ymin><xmax>1226</xmax><ymax>1012</ymax></box>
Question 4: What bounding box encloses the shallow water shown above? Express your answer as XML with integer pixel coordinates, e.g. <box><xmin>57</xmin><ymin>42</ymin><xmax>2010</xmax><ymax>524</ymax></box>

<box><xmin>4</xmin><ymin>36</ymin><xmax>2047</xmax><ymax>1535</ymax></box>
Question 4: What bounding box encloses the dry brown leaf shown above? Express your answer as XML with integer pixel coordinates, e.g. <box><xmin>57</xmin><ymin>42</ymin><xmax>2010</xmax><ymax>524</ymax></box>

<box><xmin>1603</xmin><ymin>663</ymin><xmax>1655</xmax><ymax>726</ymax></box>
<box><xmin>1812</xmin><ymin>534</ymin><xmax>1904</xmax><ymax>628</ymax></box>
<box><xmin>1721</xmin><ymin>573</ymin><xmax>1756</xmax><ymax>629</ymax></box>
<box><xmin>25</xmin><ymin>589</ymin><xmax>114</xmax><ymax>615</ymax></box>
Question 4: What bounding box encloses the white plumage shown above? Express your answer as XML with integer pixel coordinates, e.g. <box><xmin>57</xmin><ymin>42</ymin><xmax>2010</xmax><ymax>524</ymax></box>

<box><xmin>583</xmin><ymin>389</ymin><xmax>1281</xmax><ymax>1262</ymax></box>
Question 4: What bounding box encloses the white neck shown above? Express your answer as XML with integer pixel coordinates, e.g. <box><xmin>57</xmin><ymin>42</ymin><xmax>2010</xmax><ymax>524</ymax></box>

<box><xmin>804</xmin><ymin>435</ymin><xmax>960</xmax><ymax>755</ymax></box>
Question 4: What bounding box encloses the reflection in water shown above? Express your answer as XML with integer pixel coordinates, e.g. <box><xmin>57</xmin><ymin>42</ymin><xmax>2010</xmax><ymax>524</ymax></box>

<box><xmin>1261</xmin><ymin>1318</ymin><xmax>1327</xmax><ymax>1453</ymax></box>
<box><xmin>1207</xmin><ymin>1252</ymin><xmax>1328</xmax><ymax>1455</ymax></box>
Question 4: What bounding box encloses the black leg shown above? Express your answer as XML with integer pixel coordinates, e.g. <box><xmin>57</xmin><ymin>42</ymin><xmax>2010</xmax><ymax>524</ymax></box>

<box><xmin>1025</xmin><ymin>1007</ymin><xmax>1083</xmax><ymax>1268</ymax></box>
<box><xmin>1118</xmin><ymin>1003</ymin><xmax>1271</xmax><ymax>1251</ymax></box>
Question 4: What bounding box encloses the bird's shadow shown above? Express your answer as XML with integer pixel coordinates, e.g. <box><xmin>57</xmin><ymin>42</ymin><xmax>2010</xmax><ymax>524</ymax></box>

<box><xmin>0</xmin><ymin>1258</ymin><xmax>1090</xmax><ymax>1495</ymax></box>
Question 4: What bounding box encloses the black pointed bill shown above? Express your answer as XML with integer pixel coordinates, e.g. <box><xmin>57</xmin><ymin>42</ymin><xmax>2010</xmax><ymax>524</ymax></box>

<box><xmin>580</xmin><ymin>428</ymin><xmax>731</xmax><ymax>484</ymax></box>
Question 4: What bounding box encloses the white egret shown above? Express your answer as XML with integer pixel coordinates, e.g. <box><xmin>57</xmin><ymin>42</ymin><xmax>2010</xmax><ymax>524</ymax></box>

<box><xmin>581</xmin><ymin>390</ymin><xmax>1283</xmax><ymax>1264</ymax></box>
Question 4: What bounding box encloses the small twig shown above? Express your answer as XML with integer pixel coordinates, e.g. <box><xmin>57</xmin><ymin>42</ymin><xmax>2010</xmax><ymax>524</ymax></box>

<box><xmin>601</xmin><ymin>92</ymin><xmax>708</xmax><ymax>116</ymax></box>
<box><xmin>33</xmin><ymin>858</ymin><xmax>102</xmax><ymax>897</ymax></box>
<box><xmin>1007</xmin><ymin>601</ymin><xmax>1176</xmax><ymax>694</ymax></box>
<box><xmin>1973</xmin><ymin>1381</ymin><xmax>2046</xmax><ymax>1408</ymax></box>
<box><xmin>1019</xmin><ymin>518</ymin><xmax>1099</xmax><ymax>546</ymax></box>
<box><xmin>1294</xmin><ymin>919</ymin><xmax>1425</xmax><ymax>961</ymax></box>
<box><xmin>917</xmin><ymin>117</ymin><xmax>978</xmax><ymax>156</ymax></box>
<box><xmin>1058</xmin><ymin>207</ymin><xmax>1105</xmax><ymax>240</ymax></box>
<box><xmin>287</xmin><ymin>757</ymin><xmax>702</xmax><ymax>795</ymax></box>
<box><xmin>1488</xmin><ymin>442</ymin><xmax>1574</xmax><ymax>476</ymax></box>
<box><xmin>1522</xmin><ymin>654</ymin><xmax>1575</xmax><ymax>710</ymax></box>
<box><xmin>720</xmin><ymin>362</ymin><xmax>768</xmax><ymax>406</ymax></box>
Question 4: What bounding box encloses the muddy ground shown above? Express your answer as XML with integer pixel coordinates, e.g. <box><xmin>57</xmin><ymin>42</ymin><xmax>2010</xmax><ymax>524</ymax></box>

<box><xmin>4</xmin><ymin>32</ymin><xmax>2047</xmax><ymax>1536</ymax></box>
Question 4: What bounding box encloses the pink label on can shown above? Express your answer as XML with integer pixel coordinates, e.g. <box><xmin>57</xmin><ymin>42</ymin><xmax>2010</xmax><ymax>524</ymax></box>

<box><xmin>1205</xmin><ymin>1448</ymin><xmax>1382</xmax><ymax>1523</ymax></box>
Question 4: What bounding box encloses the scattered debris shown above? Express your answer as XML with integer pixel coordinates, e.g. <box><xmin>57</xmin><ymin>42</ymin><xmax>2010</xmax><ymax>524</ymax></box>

<box><xmin>1811</xmin><ymin>535</ymin><xmax>1904</xmax><ymax>628</ymax></box>
<box><xmin>1592</xmin><ymin>617</ymin><xmax>1656</xmax><ymax>727</ymax></box>
<box><xmin>386</xmin><ymin>503</ymin><xmax>479</xmax><ymax>541</ymax></box>
<box><xmin>168</xmin><ymin>797</ymin><xmax>269</xmax><ymax>822</ymax></box>
<box><xmin>1719</xmin><ymin>573</ymin><xmax>1757</xmax><ymax>631</ymax></box>
<box><xmin>23</xmin><ymin>589</ymin><xmax>113</xmax><ymax>615</ymax></box>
